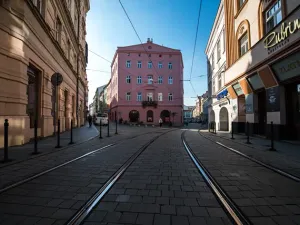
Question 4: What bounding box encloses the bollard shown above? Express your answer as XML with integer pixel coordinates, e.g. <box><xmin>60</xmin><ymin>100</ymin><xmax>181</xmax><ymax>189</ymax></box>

<box><xmin>32</xmin><ymin>119</ymin><xmax>39</xmax><ymax>154</ymax></box>
<box><xmin>209</xmin><ymin>122</ymin><xmax>211</xmax><ymax>132</ymax></box>
<box><xmin>2</xmin><ymin>119</ymin><xmax>11</xmax><ymax>163</ymax></box>
<box><xmin>115</xmin><ymin>116</ymin><xmax>118</xmax><ymax>135</ymax></box>
<box><xmin>231</xmin><ymin>122</ymin><xmax>235</xmax><ymax>140</ymax></box>
<box><xmin>99</xmin><ymin>119</ymin><xmax>102</xmax><ymax>139</ymax></box>
<box><xmin>69</xmin><ymin>119</ymin><xmax>74</xmax><ymax>145</ymax></box>
<box><xmin>214</xmin><ymin>122</ymin><xmax>217</xmax><ymax>134</ymax></box>
<box><xmin>107</xmin><ymin>119</ymin><xmax>110</xmax><ymax>137</ymax></box>
<box><xmin>55</xmin><ymin>119</ymin><xmax>61</xmax><ymax>148</ymax></box>
<box><xmin>269</xmin><ymin>122</ymin><xmax>276</xmax><ymax>151</ymax></box>
<box><xmin>246</xmin><ymin>121</ymin><xmax>251</xmax><ymax>144</ymax></box>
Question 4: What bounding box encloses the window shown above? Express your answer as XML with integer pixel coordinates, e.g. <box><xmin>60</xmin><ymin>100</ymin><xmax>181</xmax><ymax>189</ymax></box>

<box><xmin>239</xmin><ymin>32</ymin><xmax>249</xmax><ymax>56</ymax></box>
<box><xmin>127</xmin><ymin>53</ymin><xmax>130</xmax><ymax>56</ymax></box>
<box><xmin>158</xmin><ymin>93</ymin><xmax>163</xmax><ymax>101</ymax></box>
<box><xmin>265</xmin><ymin>0</ymin><xmax>282</xmax><ymax>33</ymax></box>
<box><xmin>218</xmin><ymin>73</ymin><xmax>222</xmax><ymax>90</ymax></box>
<box><xmin>32</xmin><ymin>0</ymin><xmax>42</xmax><ymax>13</ymax></box>
<box><xmin>137</xmin><ymin>92</ymin><xmax>142</xmax><ymax>101</ymax></box>
<box><xmin>148</xmin><ymin>61</ymin><xmax>152</xmax><ymax>69</ymax></box>
<box><xmin>158</xmin><ymin>76</ymin><xmax>163</xmax><ymax>84</ymax></box>
<box><xmin>126</xmin><ymin>92</ymin><xmax>131</xmax><ymax>101</ymax></box>
<box><xmin>137</xmin><ymin>76</ymin><xmax>142</xmax><ymax>84</ymax></box>
<box><xmin>148</xmin><ymin>75</ymin><xmax>153</xmax><ymax>84</ymax></box>
<box><xmin>126</xmin><ymin>60</ymin><xmax>131</xmax><ymax>68</ymax></box>
<box><xmin>238</xmin><ymin>0</ymin><xmax>246</xmax><ymax>10</ymax></box>
<box><xmin>147</xmin><ymin>93</ymin><xmax>153</xmax><ymax>101</ymax></box>
<box><xmin>168</xmin><ymin>93</ymin><xmax>173</xmax><ymax>101</ymax></box>
<box><xmin>212</xmin><ymin>80</ymin><xmax>215</xmax><ymax>94</ymax></box>
<box><xmin>211</xmin><ymin>52</ymin><xmax>215</xmax><ymax>70</ymax></box>
<box><xmin>168</xmin><ymin>76</ymin><xmax>173</xmax><ymax>84</ymax></box>
<box><xmin>217</xmin><ymin>40</ymin><xmax>221</xmax><ymax>61</ymax></box>
<box><xmin>67</xmin><ymin>40</ymin><xmax>71</xmax><ymax>59</ymax></box>
<box><xmin>137</xmin><ymin>61</ymin><xmax>142</xmax><ymax>68</ymax></box>
<box><xmin>56</xmin><ymin>17</ymin><xmax>62</xmax><ymax>44</ymax></box>
<box><xmin>158</xmin><ymin>62</ymin><xmax>163</xmax><ymax>69</ymax></box>
<box><xmin>27</xmin><ymin>66</ymin><xmax>40</xmax><ymax>128</ymax></box>
<box><xmin>168</xmin><ymin>63</ymin><xmax>172</xmax><ymax>69</ymax></box>
<box><xmin>126</xmin><ymin>75</ymin><xmax>131</xmax><ymax>83</ymax></box>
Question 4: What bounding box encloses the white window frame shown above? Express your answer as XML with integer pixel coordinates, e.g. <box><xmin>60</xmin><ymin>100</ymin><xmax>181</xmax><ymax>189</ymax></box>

<box><xmin>137</xmin><ymin>92</ymin><xmax>142</xmax><ymax>101</ymax></box>
<box><xmin>137</xmin><ymin>76</ymin><xmax>142</xmax><ymax>84</ymax></box>
<box><xmin>218</xmin><ymin>73</ymin><xmax>222</xmax><ymax>90</ymax></box>
<box><xmin>168</xmin><ymin>93</ymin><xmax>173</xmax><ymax>101</ymax></box>
<box><xmin>126</xmin><ymin>60</ymin><xmax>131</xmax><ymax>68</ymax></box>
<box><xmin>158</xmin><ymin>62</ymin><xmax>163</xmax><ymax>69</ymax></box>
<box><xmin>126</xmin><ymin>75</ymin><xmax>131</xmax><ymax>84</ymax></box>
<box><xmin>265</xmin><ymin>0</ymin><xmax>282</xmax><ymax>33</ymax></box>
<box><xmin>168</xmin><ymin>76</ymin><xmax>173</xmax><ymax>84</ymax></box>
<box><xmin>137</xmin><ymin>61</ymin><xmax>142</xmax><ymax>68</ymax></box>
<box><xmin>148</xmin><ymin>75</ymin><xmax>153</xmax><ymax>84</ymax></box>
<box><xmin>158</xmin><ymin>93</ymin><xmax>163</xmax><ymax>101</ymax></box>
<box><xmin>158</xmin><ymin>76</ymin><xmax>163</xmax><ymax>84</ymax></box>
<box><xmin>239</xmin><ymin>32</ymin><xmax>249</xmax><ymax>57</ymax></box>
<box><xmin>168</xmin><ymin>62</ymin><xmax>172</xmax><ymax>69</ymax></box>
<box><xmin>126</xmin><ymin>92</ymin><xmax>131</xmax><ymax>101</ymax></box>
<box><xmin>148</xmin><ymin>61</ymin><xmax>152</xmax><ymax>69</ymax></box>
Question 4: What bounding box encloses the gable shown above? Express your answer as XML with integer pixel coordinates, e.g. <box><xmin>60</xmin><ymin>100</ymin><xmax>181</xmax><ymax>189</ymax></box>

<box><xmin>117</xmin><ymin>42</ymin><xmax>180</xmax><ymax>53</ymax></box>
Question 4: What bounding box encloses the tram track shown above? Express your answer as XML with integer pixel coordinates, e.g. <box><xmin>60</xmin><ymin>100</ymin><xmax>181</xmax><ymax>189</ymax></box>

<box><xmin>198</xmin><ymin>131</ymin><xmax>300</xmax><ymax>182</ymax></box>
<box><xmin>0</xmin><ymin>129</ymin><xmax>171</xmax><ymax>194</ymax></box>
<box><xmin>181</xmin><ymin>131</ymin><xmax>251</xmax><ymax>225</ymax></box>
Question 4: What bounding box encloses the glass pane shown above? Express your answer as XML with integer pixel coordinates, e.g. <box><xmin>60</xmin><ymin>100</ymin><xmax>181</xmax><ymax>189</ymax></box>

<box><xmin>276</xmin><ymin>11</ymin><xmax>282</xmax><ymax>24</ymax></box>
<box><xmin>247</xmin><ymin>74</ymin><xmax>264</xmax><ymax>90</ymax></box>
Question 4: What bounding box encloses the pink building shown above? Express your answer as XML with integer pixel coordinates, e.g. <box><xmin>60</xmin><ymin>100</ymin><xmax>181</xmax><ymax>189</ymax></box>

<box><xmin>108</xmin><ymin>38</ymin><xmax>184</xmax><ymax>125</ymax></box>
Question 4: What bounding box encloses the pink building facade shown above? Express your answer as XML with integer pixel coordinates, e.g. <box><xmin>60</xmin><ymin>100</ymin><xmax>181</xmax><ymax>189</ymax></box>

<box><xmin>108</xmin><ymin>39</ymin><xmax>184</xmax><ymax>125</ymax></box>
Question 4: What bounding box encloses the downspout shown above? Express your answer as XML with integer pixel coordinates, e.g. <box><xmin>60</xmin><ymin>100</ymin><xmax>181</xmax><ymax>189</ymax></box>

<box><xmin>76</xmin><ymin>1</ymin><xmax>80</xmax><ymax>127</ymax></box>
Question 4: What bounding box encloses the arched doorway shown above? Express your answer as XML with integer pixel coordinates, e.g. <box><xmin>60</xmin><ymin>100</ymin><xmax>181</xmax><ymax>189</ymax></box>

<box><xmin>160</xmin><ymin>110</ymin><xmax>170</xmax><ymax>123</ymax></box>
<box><xmin>129</xmin><ymin>110</ymin><xmax>139</xmax><ymax>122</ymax></box>
<box><xmin>147</xmin><ymin>110</ymin><xmax>153</xmax><ymax>122</ymax></box>
<box><xmin>219</xmin><ymin>107</ymin><xmax>229</xmax><ymax>131</ymax></box>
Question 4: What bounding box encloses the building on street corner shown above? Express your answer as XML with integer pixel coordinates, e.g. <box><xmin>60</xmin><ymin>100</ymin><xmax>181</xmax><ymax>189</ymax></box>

<box><xmin>107</xmin><ymin>38</ymin><xmax>184</xmax><ymax>125</ymax></box>
<box><xmin>0</xmin><ymin>0</ymin><xmax>90</xmax><ymax>147</ymax></box>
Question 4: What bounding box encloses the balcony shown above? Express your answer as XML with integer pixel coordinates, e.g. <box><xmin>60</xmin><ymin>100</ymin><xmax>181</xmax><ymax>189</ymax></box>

<box><xmin>142</xmin><ymin>100</ymin><xmax>158</xmax><ymax>108</ymax></box>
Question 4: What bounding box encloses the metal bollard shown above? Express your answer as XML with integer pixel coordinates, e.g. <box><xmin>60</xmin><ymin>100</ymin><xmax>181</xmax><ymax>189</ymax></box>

<box><xmin>2</xmin><ymin>119</ymin><xmax>11</xmax><ymax>162</ymax></box>
<box><xmin>269</xmin><ymin>121</ymin><xmax>276</xmax><ymax>151</ymax></box>
<box><xmin>231</xmin><ymin>122</ymin><xmax>235</xmax><ymax>140</ymax></box>
<box><xmin>115</xmin><ymin>119</ymin><xmax>118</xmax><ymax>135</ymax></box>
<box><xmin>209</xmin><ymin>122</ymin><xmax>211</xmax><ymax>132</ymax></box>
<box><xmin>99</xmin><ymin>119</ymin><xmax>102</xmax><ymax>139</ymax></box>
<box><xmin>246</xmin><ymin>121</ymin><xmax>251</xmax><ymax>144</ymax></box>
<box><xmin>32</xmin><ymin>119</ymin><xmax>39</xmax><ymax>154</ymax></box>
<box><xmin>69</xmin><ymin>119</ymin><xmax>74</xmax><ymax>145</ymax></box>
<box><xmin>55</xmin><ymin>119</ymin><xmax>61</xmax><ymax>148</ymax></box>
<box><xmin>107</xmin><ymin>119</ymin><xmax>110</xmax><ymax>137</ymax></box>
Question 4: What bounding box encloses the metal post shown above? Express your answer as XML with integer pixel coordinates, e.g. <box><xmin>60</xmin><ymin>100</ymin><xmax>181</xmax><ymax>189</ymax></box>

<box><xmin>107</xmin><ymin>118</ymin><xmax>110</xmax><ymax>137</ymax></box>
<box><xmin>55</xmin><ymin>119</ymin><xmax>61</xmax><ymax>148</ymax></box>
<box><xmin>246</xmin><ymin>121</ymin><xmax>251</xmax><ymax>144</ymax></box>
<box><xmin>33</xmin><ymin>119</ymin><xmax>39</xmax><ymax>154</ymax></box>
<box><xmin>269</xmin><ymin>122</ymin><xmax>276</xmax><ymax>151</ymax></box>
<box><xmin>231</xmin><ymin>122</ymin><xmax>235</xmax><ymax>140</ymax></box>
<box><xmin>3</xmin><ymin>119</ymin><xmax>10</xmax><ymax>162</ymax></box>
<box><xmin>115</xmin><ymin>113</ymin><xmax>118</xmax><ymax>135</ymax></box>
<box><xmin>69</xmin><ymin>119</ymin><xmax>74</xmax><ymax>145</ymax></box>
<box><xmin>214</xmin><ymin>122</ymin><xmax>217</xmax><ymax>134</ymax></box>
<box><xmin>99</xmin><ymin>119</ymin><xmax>102</xmax><ymax>139</ymax></box>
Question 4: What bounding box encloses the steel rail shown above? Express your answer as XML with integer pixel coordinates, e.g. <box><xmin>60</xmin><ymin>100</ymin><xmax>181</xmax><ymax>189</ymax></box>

<box><xmin>67</xmin><ymin>129</ymin><xmax>176</xmax><ymax>225</ymax></box>
<box><xmin>181</xmin><ymin>131</ymin><xmax>251</xmax><ymax>225</ymax></box>
<box><xmin>199</xmin><ymin>131</ymin><xmax>300</xmax><ymax>182</ymax></box>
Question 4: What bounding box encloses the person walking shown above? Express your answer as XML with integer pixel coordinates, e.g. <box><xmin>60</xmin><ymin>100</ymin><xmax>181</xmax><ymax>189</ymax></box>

<box><xmin>88</xmin><ymin>114</ymin><xmax>92</xmax><ymax>127</ymax></box>
<box><xmin>159</xmin><ymin>118</ymin><xmax>163</xmax><ymax>128</ymax></box>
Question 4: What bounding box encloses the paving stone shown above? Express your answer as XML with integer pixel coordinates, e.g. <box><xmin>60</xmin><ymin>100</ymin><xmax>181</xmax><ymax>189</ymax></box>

<box><xmin>171</xmin><ymin>215</ymin><xmax>189</xmax><ymax>225</ymax></box>
<box><xmin>285</xmin><ymin>205</ymin><xmax>300</xmax><ymax>214</ymax></box>
<box><xmin>207</xmin><ymin>207</ymin><xmax>227</xmax><ymax>217</ymax></box>
<box><xmin>170</xmin><ymin>198</ymin><xmax>184</xmax><ymax>206</ymax></box>
<box><xmin>161</xmin><ymin>205</ymin><xmax>176</xmax><ymax>215</ymax></box>
<box><xmin>58</xmin><ymin>200</ymin><xmax>77</xmax><ymax>209</ymax></box>
<box><xmin>174</xmin><ymin>191</ymin><xmax>187</xmax><ymax>198</ymax></box>
<box><xmin>256</xmin><ymin>206</ymin><xmax>277</xmax><ymax>216</ymax></box>
<box><xmin>86</xmin><ymin>211</ymin><xmax>107</xmax><ymax>222</ymax></box>
<box><xmin>270</xmin><ymin>205</ymin><xmax>293</xmax><ymax>215</ymax></box>
<box><xmin>128</xmin><ymin>196</ymin><xmax>142</xmax><ymax>203</ymax></box>
<box><xmin>234</xmin><ymin>198</ymin><xmax>254</xmax><ymax>207</ymax></box>
<box><xmin>189</xmin><ymin>216</ymin><xmax>207</xmax><ymax>225</ymax></box>
<box><xmin>205</xmin><ymin>217</ymin><xmax>226</xmax><ymax>225</ymax></box>
<box><xmin>162</xmin><ymin>190</ymin><xmax>174</xmax><ymax>197</ymax></box>
<box><xmin>197</xmin><ymin>198</ymin><xmax>220</xmax><ymax>207</ymax></box>
<box><xmin>153</xmin><ymin>214</ymin><xmax>170</xmax><ymax>225</ymax></box>
<box><xmin>250</xmin><ymin>217</ymin><xmax>278</xmax><ymax>225</ymax></box>
<box><xmin>37</xmin><ymin>207</ymin><xmax>58</xmax><ymax>217</ymax></box>
<box><xmin>36</xmin><ymin>218</ymin><xmax>56</xmax><ymax>225</ymax></box>
<box><xmin>176</xmin><ymin>206</ymin><xmax>192</xmax><ymax>216</ymax></box>
<box><xmin>271</xmin><ymin>216</ymin><xmax>297</xmax><ymax>225</ymax></box>
<box><xmin>51</xmin><ymin>209</ymin><xmax>77</xmax><ymax>220</ymax></box>
<box><xmin>191</xmin><ymin>207</ymin><xmax>209</xmax><ymax>216</ymax></box>
<box><xmin>115</xmin><ymin>195</ymin><xmax>130</xmax><ymax>202</ymax></box>
<box><xmin>103</xmin><ymin>212</ymin><xmax>122</xmax><ymax>223</ymax></box>
<box><xmin>115</xmin><ymin>203</ymin><xmax>132</xmax><ymax>212</ymax></box>
<box><xmin>240</xmin><ymin>206</ymin><xmax>262</xmax><ymax>217</ymax></box>
<box><xmin>119</xmin><ymin>212</ymin><xmax>138</xmax><ymax>224</ymax></box>
<box><xmin>96</xmin><ymin>202</ymin><xmax>117</xmax><ymax>212</ymax></box>
<box><xmin>149</xmin><ymin>190</ymin><xmax>161</xmax><ymax>197</ymax></box>
<box><xmin>136</xmin><ymin>213</ymin><xmax>154</xmax><ymax>225</ymax></box>
<box><xmin>18</xmin><ymin>217</ymin><xmax>41</xmax><ymax>225</ymax></box>
<box><xmin>184</xmin><ymin>198</ymin><xmax>198</xmax><ymax>206</ymax></box>
<box><xmin>47</xmin><ymin>199</ymin><xmax>65</xmax><ymax>207</ymax></box>
<box><xmin>156</xmin><ymin>197</ymin><xmax>169</xmax><ymax>205</ymax></box>
<box><xmin>142</xmin><ymin>196</ymin><xmax>155</xmax><ymax>204</ymax></box>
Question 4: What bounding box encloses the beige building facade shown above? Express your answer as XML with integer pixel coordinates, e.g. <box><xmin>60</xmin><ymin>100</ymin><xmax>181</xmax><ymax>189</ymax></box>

<box><xmin>0</xmin><ymin>0</ymin><xmax>90</xmax><ymax>148</ymax></box>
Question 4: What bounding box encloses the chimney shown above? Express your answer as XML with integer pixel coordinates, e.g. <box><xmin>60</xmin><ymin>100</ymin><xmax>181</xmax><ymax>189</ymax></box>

<box><xmin>147</xmin><ymin>38</ymin><xmax>150</xmax><ymax>43</ymax></box>
<box><xmin>151</xmin><ymin>38</ymin><xmax>153</xmax><ymax>43</ymax></box>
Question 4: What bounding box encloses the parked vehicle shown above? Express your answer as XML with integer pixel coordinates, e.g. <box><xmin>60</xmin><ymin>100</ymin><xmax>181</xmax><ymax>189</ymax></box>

<box><xmin>95</xmin><ymin>113</ymin><xmax>108</xmax><ymax>125</ymax></box>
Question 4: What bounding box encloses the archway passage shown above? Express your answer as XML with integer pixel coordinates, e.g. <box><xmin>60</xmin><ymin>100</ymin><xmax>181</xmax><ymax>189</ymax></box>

<box><xmin>129</xmin><ymin>110</ymin><xmax>139</xmax><ymax>122</ymax></box>
<box><xmin>160</xmin><ymin>110</ymin><xmax>170</xmax><ymax>123</ymax></box>
<box><xmin>219</xmin><ymin>107</ymin><xmax>229</xmax><ymax>131</ymax></box>
<box><xmin>147</xmin><ymin>110</ymin><xmax>153</xmax><ymax>122</ymax></box>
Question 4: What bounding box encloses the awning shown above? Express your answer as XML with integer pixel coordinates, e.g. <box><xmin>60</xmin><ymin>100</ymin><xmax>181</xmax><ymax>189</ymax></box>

<box><xmin>217</xmin><ymin>89</ymin><xmax>228</xmax><ymax>100</ymax></box>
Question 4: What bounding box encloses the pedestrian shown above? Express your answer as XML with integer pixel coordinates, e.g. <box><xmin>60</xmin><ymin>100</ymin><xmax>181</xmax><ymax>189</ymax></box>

<box><xmin>88</xmin><ymin>114</ymin><xmax>92</xmax><ymax>127</ymax></box>
<box><xmin>159</xmin><ymin>118</ymin><xmax>163</xmax><ymax>128</ymax></box>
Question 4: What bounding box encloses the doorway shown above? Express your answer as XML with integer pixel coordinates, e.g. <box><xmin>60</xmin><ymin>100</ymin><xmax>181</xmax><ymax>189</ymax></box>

<box><xmin>129</xmin><ymin>110</ymin><xmax>139</xmax><ymax>122</ymax></box>
<box><xmin>219</xmin><ymin>107</ymin><xmax>229</xmax><ymax>131</ymax></box>
<box><xmin>257</xmin><ymin>90</ymin><xmax>266</xmax><ymax>135</ymax></box>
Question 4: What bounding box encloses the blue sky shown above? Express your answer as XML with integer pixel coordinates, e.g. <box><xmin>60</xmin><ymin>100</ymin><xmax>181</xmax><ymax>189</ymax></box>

<box><xmin>86</xmin><ymin>0</ymin><xmax>220</xmax><ymax>106</ymax></box>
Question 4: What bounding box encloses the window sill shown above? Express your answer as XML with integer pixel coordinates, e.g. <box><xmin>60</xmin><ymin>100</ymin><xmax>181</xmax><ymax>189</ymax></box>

<box><xmin>234</xmin><ymin>0</ymin><xmax>248</xmax><ymax>19</ymax></box>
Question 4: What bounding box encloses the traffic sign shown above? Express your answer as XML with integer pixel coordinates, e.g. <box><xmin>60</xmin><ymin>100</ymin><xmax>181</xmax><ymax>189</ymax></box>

<box><xmin>51</xmin><ymin>73</ymin><xmax>63</xmax><ymax>86</ymax></box>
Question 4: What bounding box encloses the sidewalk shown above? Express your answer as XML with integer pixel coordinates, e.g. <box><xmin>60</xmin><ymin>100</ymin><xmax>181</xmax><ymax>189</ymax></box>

<box><xmin>200</xmin><ymin>130</ymin><xmax>300</xmax><ymax>178</ymax></box>
<box><xmin>0</xmin><ymin>123</ymin><xmax>99</xmax><ymax>167</ymax></box>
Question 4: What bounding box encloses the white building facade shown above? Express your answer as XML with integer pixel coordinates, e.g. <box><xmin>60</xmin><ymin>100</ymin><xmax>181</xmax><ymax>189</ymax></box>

<box><xmin>205</xmin><ymin>1</ymin><xmax>231</xmax><ymax>131</ymax></box>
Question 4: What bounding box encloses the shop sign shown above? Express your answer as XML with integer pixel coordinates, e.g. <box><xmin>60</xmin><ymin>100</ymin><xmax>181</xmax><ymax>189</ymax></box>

<box><xmin>271</xmin><ymin>51</ymin><xmax>300</xmax><ymax>82</ymax></box>
<box><xmin>245</xmin><ymin>93</ymin><xmax>254</xmax><ymax>114</ymax></box>
<box><xmin>232</xmin><ymin>83</ymin><xmax>243</xmax><ymax>96</ymax></box>
<box><xmin>264</xmin><ymin>18</ymin><xmax>300</xmax><ymax>49</ymax></box>
<box><xmin>266</xmin><ymin>86</ymin><xmax>280</xmax><ymax>112</ymax></box>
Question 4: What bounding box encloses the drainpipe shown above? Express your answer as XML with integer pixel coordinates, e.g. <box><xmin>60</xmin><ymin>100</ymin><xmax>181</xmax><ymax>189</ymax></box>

<box><xmin>76</xmin><ymin>2</ymin><xmax>80</xmax><ymax>127</ymax></box>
